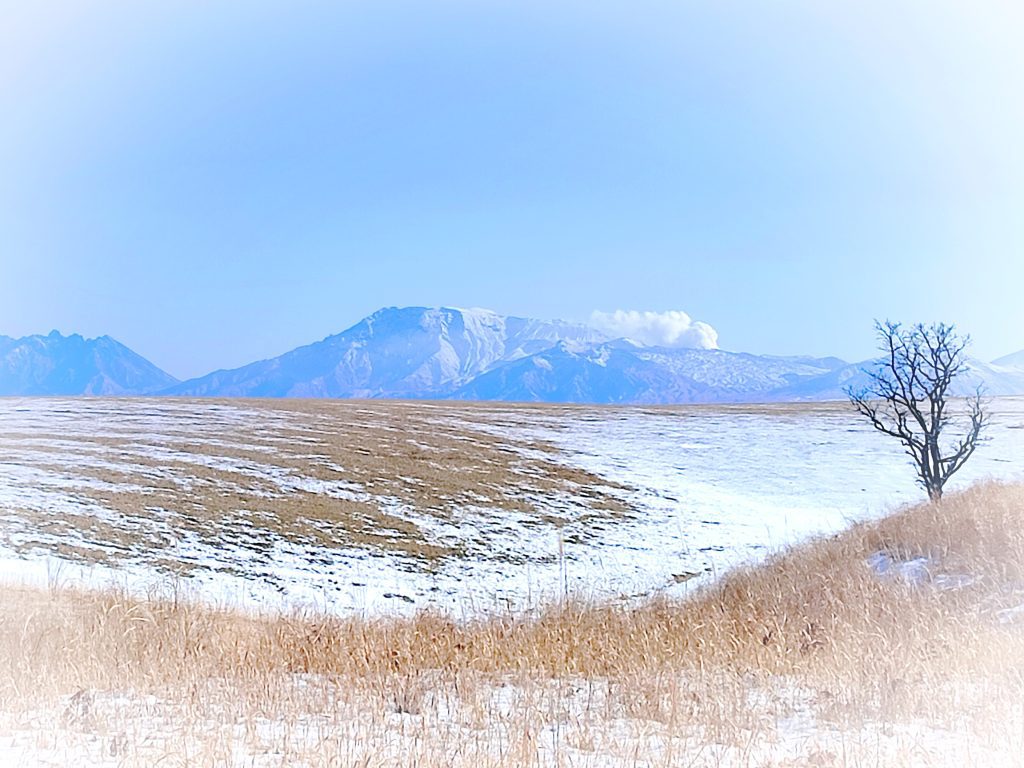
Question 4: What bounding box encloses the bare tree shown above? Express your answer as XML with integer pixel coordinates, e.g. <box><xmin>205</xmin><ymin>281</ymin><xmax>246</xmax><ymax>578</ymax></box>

<box><xmin>846</xmin><ymin>321</ymin><xmax>989</xmax><ymax>501</ymax></box>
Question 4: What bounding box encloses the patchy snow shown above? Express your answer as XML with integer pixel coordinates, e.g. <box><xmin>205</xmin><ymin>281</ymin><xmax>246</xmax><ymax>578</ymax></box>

<box><xmin>1</xmin><ymin>673</ymin><xmax>1021</xmax><ymax>768</ymax></box>
<box><xmin>3</xmin><ymin>397</ymin><xmax>1024</xmax><ymax>766</ymax></box>
<box><xmin>471</xmin><ymin>399</ymin><xmax>1024</xmax><ymax>596</ymax></box>
<box><xmin>866</xmin><ymin>551</ymin><xmax>933</xmax><ymax>584</ymax></box>
<box><xmin>0</xmin><ymin>397</ymin><xmax>1022</xmax><ymax>616</ymax></box>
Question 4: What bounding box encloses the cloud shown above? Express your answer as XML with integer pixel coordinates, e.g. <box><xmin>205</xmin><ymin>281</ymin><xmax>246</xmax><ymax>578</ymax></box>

<box><xmin>590</xmin><ymin>309</ymin><xmax>719</xmax><ymax>349</ymax></box>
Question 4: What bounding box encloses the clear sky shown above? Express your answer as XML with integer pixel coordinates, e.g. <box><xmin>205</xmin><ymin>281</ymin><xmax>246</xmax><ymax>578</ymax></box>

<box><xmin>2</xmin><ymin>1</ymin><xmax>1022</xmax><ymax>379</ymax></box>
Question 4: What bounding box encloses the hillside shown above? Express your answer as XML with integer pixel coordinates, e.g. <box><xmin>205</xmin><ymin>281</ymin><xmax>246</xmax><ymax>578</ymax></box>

<box><xmin>994</xmin><ymin>348</ymin><xmax>1024</xmax><ymax>368</ymax></box>
<box><xmin>452</xmin><ymin>340</ymin><xmax>846</xmax><ymax>403</ymax></box>
<box><xmin>3</xmin><ymin>482</ymin><xmax>1023</xmax><ymax>766</ymax></box>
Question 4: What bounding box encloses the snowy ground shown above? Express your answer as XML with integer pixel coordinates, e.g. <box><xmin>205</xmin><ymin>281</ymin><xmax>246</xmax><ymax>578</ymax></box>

<box><xmin>1</xmin><ymin>397</ymin><xmax>1022</xmax><ymax>615</ymax></box>
<box><xmin>3</xmin><ymin>672</ymin><xmax>1020</xmax><ymax>768</ymax></box>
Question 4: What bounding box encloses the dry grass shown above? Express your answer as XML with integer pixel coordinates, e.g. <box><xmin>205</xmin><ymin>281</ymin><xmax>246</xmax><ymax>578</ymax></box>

<box><xmin>0</xmin><ymin>399</ymin><xmax>633</xmax><ymax>571</ymax></box>
<box><xmin>2</xmin><ymin>482</ymin><xmax>1024</xmax><ymax>765</ymax></box>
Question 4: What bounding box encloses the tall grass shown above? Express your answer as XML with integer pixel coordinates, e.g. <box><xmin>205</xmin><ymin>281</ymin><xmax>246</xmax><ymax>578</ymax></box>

<box><xmin>2</xmin><ymin>482</ymin><xmax>1024</xmax><ymax>766</ymax></box>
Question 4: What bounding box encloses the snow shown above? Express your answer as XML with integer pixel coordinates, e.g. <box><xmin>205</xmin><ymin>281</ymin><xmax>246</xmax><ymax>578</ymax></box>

<box><xmin>993</xmin><ymin>348</ymin><xmax>1024</xmax><ymax>368</ymax></box>
<box><xmin>866</xmin><ymin>551</ymin><xmax>933</xmax><ymax>585</ymax></box>
<box><xmin>2</xmin><ymin>673</ymin><xmax>1020</xmax><ymax>768</ymax></box>
<box><xmin>3</xmin><ymin>397</ymin><xmax>1024</xmax><ymax>766</ymax></box>
<box><xmin>0</xmin><ymin>397</ymin><xmax>1022</xmax><ymax>616</ymax></box>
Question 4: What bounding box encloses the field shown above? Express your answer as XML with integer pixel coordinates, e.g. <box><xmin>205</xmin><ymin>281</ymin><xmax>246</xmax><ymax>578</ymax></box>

<box><xmin>2</xmin><ymin>483</ymin><xmax>1024</xmax><ymax>766</ymax></box>
<box><xmin>2</xmin><ymin>397</ymin><xmax>1023</xmax><ymax>613</ymax></box>
<box><xmin>1</xmin><ymin>397</ymin><xmax>1024</xmax><ymax>766</ymax></box>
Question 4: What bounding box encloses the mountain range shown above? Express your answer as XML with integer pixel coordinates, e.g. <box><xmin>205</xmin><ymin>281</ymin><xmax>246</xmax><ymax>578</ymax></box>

<box><xmin>0</xmin><ymin>330</ymin><xmax>178</xmax><ymax>396</ymax></box>
<box><xmin>161</xmin><ymin>307</ymin><xmax>605</xmax><ymax>399</ymax></box>
<box><xmin>3</xmin><ymin>307</ymin><xmax>1024</xmax><ymax>404</ymax></box>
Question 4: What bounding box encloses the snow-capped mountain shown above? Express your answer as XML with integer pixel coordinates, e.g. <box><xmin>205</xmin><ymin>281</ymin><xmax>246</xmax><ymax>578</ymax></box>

<box><xmin>0</xmin><ymin>331</ymin><xmax>178</xmax><ymax>396</ymax></box>
<box><xmin>163</xmin><ymin>306</ymin><xmax>607</xmax><ymax>398</ymax></box>
<box><xmin>774</xmin><ymin>355</ymin><xmax>1024</xmax><ymax>401</ymax></box>
<box><xmin>453</xmin><ymin>340</ymin><xmax>848</xmax><ymax>404</ymax></box>
<box><xmin>993</xmin><ymin>349</ymin><xmax>1024</xmax><ymax>368</ymax></box>
<box><xmin>163</xmin><ymin>308</ymin><xmax>1024</xmax><ymax>403</ymax></box>
<box><xmin>9</xmin><ymin>312</ymin><xmax>1024</xmax><ymax>404</ymax></box>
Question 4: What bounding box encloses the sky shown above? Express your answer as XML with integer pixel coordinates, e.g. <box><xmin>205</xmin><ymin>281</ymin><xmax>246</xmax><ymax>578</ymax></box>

<box><xmin>1</xmin><ymin>1</ymin><xmax>1022</xmax><ymax>379</ymax></box>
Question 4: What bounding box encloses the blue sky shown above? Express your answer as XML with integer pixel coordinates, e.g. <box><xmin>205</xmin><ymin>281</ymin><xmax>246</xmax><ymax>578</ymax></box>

<box><xmin>2</xmin><ymin>1</ymin><xmax>1022</xmax><ymax>379</ymax></box>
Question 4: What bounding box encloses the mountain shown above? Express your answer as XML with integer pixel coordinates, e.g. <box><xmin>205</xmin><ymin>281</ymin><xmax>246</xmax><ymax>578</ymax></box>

<box><xmin>13</xmin><ymin>313</ymin><xmax>1024</xmax><ymax>404</ymax></box>
<box><xmin>453</xmin><ymin>340</ymin><xmax>848</xmax><ymax>404</ymax></box>
<box><xmin>993</xmin><ymin>349</ymin><xmax>1024</xmax><ymax>368</ymax></box>
<box><xmin>164</xmin><ymin>307</ymin><xmax>1024</xmax><ymax>403</ymax></box>
<box><xmin>453</xmin><ymin>341</ymin><xmax>706</xmax><ymax>404</ymax></box>
<box><xmin>965</xmin><ymin>359</ymin><xmax>1024</xmax><ymax>397</ymax></box>
<box><xmin>164</xmin><ymin>306</ymin><xmax>607</xmax><ymax>398</ymax></box>
<box><xmin>775</xmin><ymin>356</ymin><xmax>1024</xmax><ymax>401</ymax></box>
<box><xmin>0</xmin><ymin>331</ymin><xmax>178</xmax><ymax>396</ymax></box>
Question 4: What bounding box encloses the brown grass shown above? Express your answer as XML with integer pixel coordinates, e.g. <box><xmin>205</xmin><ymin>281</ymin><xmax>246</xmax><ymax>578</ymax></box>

<box><xmin>3</xmin><ymin>482</ymin><xmax>1024</xmax><ymax>765</ymax></box>
<box><xmin>0</xmin><ymin>399</ymin><xmax>633</xmax><ymax>570</ymax></box>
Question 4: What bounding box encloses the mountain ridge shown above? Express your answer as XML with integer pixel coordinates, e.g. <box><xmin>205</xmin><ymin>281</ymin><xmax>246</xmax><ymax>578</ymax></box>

<box><xmin>0</xmin><ymin>331</ymin><xmax>178</xmax><ymax>396</ymax></box>
<box><xmin>993</xmin><ymin>349</ymin><xmax>1024</xmax><ymax>368</ymax></box>
<box><xmin>4</xmin><ymin>309</ymin><xmax>1024</xmax><ymax>403</ymax></box>
<box><xmin>161</xmin><ymin>306</ymin><xmax>608</xmax><ymax>398</ymax></box>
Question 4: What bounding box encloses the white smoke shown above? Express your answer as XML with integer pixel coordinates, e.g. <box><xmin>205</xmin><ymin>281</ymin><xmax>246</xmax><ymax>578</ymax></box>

<box><xmin>590</xmin><ymin>309</ymin><xmax>719</xmax><ymax>349</ymax></box>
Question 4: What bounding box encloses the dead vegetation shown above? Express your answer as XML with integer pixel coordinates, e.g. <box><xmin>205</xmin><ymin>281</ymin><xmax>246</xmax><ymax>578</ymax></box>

<box><xmin>0</xmin><ymin>399</ymin><xmax>633</xmax><ymax>570</ymax></box>
<box><xmin>2</xmin><ymin>482</ymin><xmax>1023</xmax><ymax>765</ymax></box>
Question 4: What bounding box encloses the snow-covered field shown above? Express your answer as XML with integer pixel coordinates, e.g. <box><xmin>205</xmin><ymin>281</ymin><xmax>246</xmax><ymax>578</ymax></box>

<box><xmin>1</xmin><ymin>397</ymin><xmax>1023</xmax><ymax>615</ymax></box>
<box><xmin>6</xmin><ymin>670</ymin><xmax>1019</xmax><ymax>768</ymax></box>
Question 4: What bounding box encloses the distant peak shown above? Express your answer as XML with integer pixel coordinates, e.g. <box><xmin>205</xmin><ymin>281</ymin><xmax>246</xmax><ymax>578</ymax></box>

<box><xmin>30</xmin><ymin>330</ymin><xmax>121</xmax><ymax>346</ymax></box>
<box><xmin>0</xmin><ymin>330</ymin><xmax>177</xmax><ymax>395</ymax></box>
<box><xmin>993</xmin><ymin>348</ymin><xmax>1024</xmax><ymax>368</ymax></box>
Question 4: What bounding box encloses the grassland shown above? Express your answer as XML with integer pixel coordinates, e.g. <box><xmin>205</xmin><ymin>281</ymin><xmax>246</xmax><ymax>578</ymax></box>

<box><xmin>9</xmin><ymin>396</ymin><xmax>1024</xmax><ymax>615</ymax></box>
<box><xmin>2</xmin><ymin>482</ymin><xmax>1023</xmax><ymax>766</ymax></box>
<box><xmin>1</xmin><ymin>398</ymin><xmax>662</xmax><ymax>613</ymax></box>
<box><xmin>0</xmin><ymin>399</ymin><xmax>632</xmax><ymax>566</ymax></box>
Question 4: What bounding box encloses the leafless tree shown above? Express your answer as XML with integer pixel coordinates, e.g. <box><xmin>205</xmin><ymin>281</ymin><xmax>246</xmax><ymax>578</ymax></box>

<box><xmin>846</xmin><ymin>321</ymin><xmax>989</xmax><ymax>501</ymax></box>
